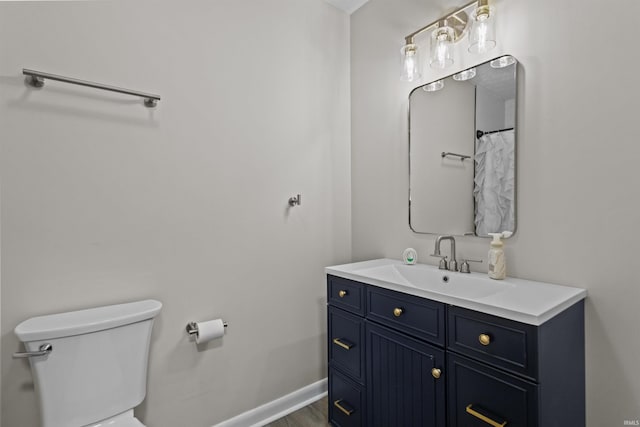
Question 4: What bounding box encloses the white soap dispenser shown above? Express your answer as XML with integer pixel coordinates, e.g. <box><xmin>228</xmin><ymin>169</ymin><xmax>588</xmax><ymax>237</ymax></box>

<box><xmin>487</xmin><ymin>231</ymin><xmax>512</xmax><ymax>280</ymax></box>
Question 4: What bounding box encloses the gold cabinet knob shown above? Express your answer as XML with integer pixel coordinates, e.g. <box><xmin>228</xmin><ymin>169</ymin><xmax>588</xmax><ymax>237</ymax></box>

<box><xmin>338</xmin><ymin>290</ymin><xmax>347</xmax><ymax>298</ymax></box>
<box><xmin>431</xmin><ymin>368</ymin><xmax>442</xmax><ymax>379</ymax></box>
<box><xmin>479</xmin><ymin>333</ymin><xmax>491</xmax><ymax>346</ymax></box>
<box><xmin>393</xmin><ymin>307</ymin><xmax>404</xmax><ymax>317</ymax></box>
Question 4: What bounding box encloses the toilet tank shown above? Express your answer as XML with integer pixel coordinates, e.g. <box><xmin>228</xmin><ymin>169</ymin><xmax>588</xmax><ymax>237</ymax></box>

<box><xmin>14</xmin><ymin>299</ymin><xmax>162</xmax><ymax>427</ymax></box>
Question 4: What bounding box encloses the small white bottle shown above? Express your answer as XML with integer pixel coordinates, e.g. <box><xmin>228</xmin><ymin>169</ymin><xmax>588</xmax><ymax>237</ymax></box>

<box><xmin>487</xmin><ymin>231</ymin><xmax>512</xmax><ymax>280</ymax></box>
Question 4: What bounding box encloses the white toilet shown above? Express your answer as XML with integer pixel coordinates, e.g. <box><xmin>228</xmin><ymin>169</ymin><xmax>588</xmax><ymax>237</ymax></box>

<box><xmin>14</xmin><ymin>299</ymin><xmax>162</xmax><ymax>427</ymax></box>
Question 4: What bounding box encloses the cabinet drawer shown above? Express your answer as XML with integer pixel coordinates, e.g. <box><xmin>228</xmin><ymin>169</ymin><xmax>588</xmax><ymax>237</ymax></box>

<box><xmin>367</xmin><ymin>286</ymin><xmax>445</xmax><ymax>345</ymax></box>
<box><xmin>329</xmin><ymin>306</ymin><xmax>365</xmax><ymax>383</ymax></box>
<box><xmin>448</xmin><ymin>306</ymin><xmax>538</xmax><ymax>379</ymax></box>
<box><xmin>328</xmin><ymin>275</ymin><xmax>365</xmax><ymax>316</ymax></box>
<box><xmin>329</xmin><ymin>368</ymin><xmax>365</xmax><ymax>427</ymax></box>
<box><xmin>447</xmin><ymin>353</ymin><xmax>538</xmax><ymax>427</ymax></box>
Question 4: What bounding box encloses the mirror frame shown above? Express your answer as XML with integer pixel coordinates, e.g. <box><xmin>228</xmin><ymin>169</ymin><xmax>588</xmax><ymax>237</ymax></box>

<box><xmin>408</xmin><ymin>54</ymin><xmax>518</xmax><ymax>238</ymax></box>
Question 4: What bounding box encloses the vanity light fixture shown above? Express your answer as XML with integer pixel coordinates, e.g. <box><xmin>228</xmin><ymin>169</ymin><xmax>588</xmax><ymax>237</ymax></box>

<box><xmin>490</xmin><ymin>55</ymin><xmax>516</xmax><ymax>68</ymax></box>
<box><xmin>430</xmin><ymin>19</ymin><xmax>455</xmax><ymax>69</ymax></box>
<box><xmin>400</xmin><ymin>43</ymin><xmax>421</xmax><ymax>82</ymax></box>
<box><xmin>401</xmin><ymin>0</ymin><xmax>497</xmax><ymax>80</ymax></box>
<box><xmin>423</xmin><ymin>80</ymin><xmax>444</xmax><ymax>92</ymax></box>
<box><xmin>468</xmin><ymin>0</ymin><xmax>496</xmax><ymax>54</ymax></box>
<box><xmin>452</xmin><ymin>67</ymin><xmax>477</xmax><ymax>81</ymax></box>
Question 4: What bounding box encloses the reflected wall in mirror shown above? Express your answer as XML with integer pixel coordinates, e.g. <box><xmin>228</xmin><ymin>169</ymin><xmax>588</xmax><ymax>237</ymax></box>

<box><xmin>409</xmin><ymin>55</ymin><xmax>517</xmax><ymax>237</ymax></box>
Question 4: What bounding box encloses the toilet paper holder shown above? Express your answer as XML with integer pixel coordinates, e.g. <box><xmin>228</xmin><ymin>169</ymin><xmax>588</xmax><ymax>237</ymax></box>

<box><xmin>186</xmin><ymin>320</ymin><xmax>228</xmax><ymax>337</ymax></box>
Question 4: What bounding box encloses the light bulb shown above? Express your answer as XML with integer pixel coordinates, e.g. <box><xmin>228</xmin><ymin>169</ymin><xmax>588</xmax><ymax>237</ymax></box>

<box><xmin>400</xmin><ymin>44</ymin><xmax>421</xmax><ymax>82</ymax></box>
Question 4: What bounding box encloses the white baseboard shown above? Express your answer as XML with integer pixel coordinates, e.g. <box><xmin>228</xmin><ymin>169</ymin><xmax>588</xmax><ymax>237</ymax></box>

<box><xmin>212</xmin><ymin>378</ymin><xmax>328</xmax><ymax>427</ymax></box>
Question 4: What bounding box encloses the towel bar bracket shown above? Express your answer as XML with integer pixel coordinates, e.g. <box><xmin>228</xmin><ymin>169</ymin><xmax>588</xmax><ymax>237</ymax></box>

<box><xmin>27</xmin><ymin>75</ymin><xmax>45</xmax><ymax>88</ymax></box>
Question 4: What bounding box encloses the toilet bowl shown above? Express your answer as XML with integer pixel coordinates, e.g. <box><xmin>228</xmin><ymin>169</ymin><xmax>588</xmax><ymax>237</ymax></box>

<box><xmin>14</xmin><ymin>299</ymin><xmax>162</xmax><ymax>427</ymax></box>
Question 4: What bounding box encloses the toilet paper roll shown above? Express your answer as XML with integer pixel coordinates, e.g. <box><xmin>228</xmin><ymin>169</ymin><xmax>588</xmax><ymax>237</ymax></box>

<box><xmin>195</xmin><ymin>319</ymin><xmax>225</xmax><ymax>344</ymax></box>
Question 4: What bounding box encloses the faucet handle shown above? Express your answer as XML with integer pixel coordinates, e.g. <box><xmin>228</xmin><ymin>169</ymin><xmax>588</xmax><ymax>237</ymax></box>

<box><xmin>430</xmin><ymin>254</ymin><xmax>448</xmax><ymax>270</ymax></box>
<box><xmin>460</xmin><ymin>259</ymin><xmax>483</xmax><ymax>273</ymax></box>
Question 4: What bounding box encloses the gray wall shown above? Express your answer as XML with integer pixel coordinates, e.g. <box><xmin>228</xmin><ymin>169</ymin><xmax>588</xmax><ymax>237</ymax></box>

<box><xmin>476</xmin><ymin>85</ymin><xmax>509</xmax><ymax>132</ymax></box>
<box><xmin>351</xmin><ymin>0</ymin><xmax>640</xmax><ymax>425</ymax></box>
<box><xmin>0</xmin><ymin>1</ymin><xmax>351</xmax><ymax>426</ymax></box>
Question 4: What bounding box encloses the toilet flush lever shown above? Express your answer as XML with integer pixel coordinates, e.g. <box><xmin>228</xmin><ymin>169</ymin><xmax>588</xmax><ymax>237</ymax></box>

<box><xmin>13</xmin><ymin>343</ymin><xmax>53</xmax><ymax>359</ymax></box>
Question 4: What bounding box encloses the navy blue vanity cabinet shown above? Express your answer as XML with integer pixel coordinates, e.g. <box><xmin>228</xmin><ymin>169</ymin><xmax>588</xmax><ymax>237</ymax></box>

<box><xmin>327</xmin><ymin>274</ymin><xmax>585</xmax><ymax>427</ymax></box>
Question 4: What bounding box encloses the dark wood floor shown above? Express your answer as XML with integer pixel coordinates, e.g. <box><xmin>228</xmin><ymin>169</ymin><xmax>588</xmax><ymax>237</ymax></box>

<box><xmin>265</xmin><ymin>396</ymin><xmax>328</xmax><ymax>427</ymax></box>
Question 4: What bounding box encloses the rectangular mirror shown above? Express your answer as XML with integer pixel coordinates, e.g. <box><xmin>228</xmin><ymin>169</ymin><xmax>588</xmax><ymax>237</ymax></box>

<box><xmin>409</xmin><ymin>55</ymin><xmax>517</xmax><ymax>237</ymax></box>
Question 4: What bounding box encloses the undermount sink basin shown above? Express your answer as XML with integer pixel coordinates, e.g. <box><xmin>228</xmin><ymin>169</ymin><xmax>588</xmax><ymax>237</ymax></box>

<box><xmin>356</xmin><ymin>263</ymin><xmax>513</xmax><ymax>299</ymax></box>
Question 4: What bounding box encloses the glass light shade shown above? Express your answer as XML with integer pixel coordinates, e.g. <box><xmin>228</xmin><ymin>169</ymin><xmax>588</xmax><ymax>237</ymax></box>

<box><xmin>400</xmin><ymin>44</ymin><xmax>422</xmax><ymax>82</ymax></box>
<box><xmin>453</xmin><ymin>67</ymin><xmax>477</xmax><ymax>81</ymax></box>
<box><xmin>490</xmin><ymin>55</ymin><xmax>516</xmax><ymax>68</ymax></box>
<box><xmin>430</xmin><ymin>26</ymin><xmax>454</xmax><ymax>69</ymax></box>
<box><xmin>468</xmin><ymin>6</ymin><xmax>496</xmax><ymax>54</ymax></box>
<box><xmin>423</xmin><ymin>80</ymin><xmax>444</xmax><ymax>92</ymax></box>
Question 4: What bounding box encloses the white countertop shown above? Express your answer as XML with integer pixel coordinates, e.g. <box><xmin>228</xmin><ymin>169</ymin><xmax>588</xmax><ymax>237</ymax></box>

<box><xmin>326</xmin><ymin>259</ymin><xmax>587</xmax><ymax>325</ymax></box>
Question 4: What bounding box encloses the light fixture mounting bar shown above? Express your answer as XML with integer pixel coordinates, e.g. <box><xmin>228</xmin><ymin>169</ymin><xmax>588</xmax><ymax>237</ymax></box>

<box><xmin>404</xmin><ymin>0</ymin><xmax>477</xmax><ymax>44</ymax></box>
<box><xmin>23</xmin><ymin>68</ymin><xmax>161</xmax><ymax>108</ymax></box>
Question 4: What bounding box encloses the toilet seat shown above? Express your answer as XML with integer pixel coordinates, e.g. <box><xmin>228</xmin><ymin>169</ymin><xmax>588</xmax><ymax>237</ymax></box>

<box><xmin>85</xmin><ymin>410</ymin><xmax>145</xmax><ymax>427</ymax></box>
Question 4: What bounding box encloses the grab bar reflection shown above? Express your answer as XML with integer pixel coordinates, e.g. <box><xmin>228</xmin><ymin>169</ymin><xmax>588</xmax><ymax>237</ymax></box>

<box><xmin>441</xmin><ymin>152</ymin><xmax>471</xmax><ymax>161</ymax></box>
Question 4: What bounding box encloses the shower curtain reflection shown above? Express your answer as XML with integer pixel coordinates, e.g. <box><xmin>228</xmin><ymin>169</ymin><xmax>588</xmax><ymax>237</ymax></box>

<box><xmin>474</xmin><ymin>129</ymin><xmax>515</xmax><ymax>236</ymax></box>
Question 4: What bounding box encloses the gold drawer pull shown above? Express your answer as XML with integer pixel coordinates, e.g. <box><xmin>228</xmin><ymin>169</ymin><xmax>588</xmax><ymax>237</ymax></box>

<box><xmin>479</xmin><ymin>333</ymin><xmax>491</xmax><ymax>346</ymax></box>
<box><xmin>466</xmin><ymin>404</ymin><xmax>507</xmax><ymax>427</ymax></box>
<box><xmin>332</xmin><ymin>338</ymin><xmax>354</xmax><ymax>350</ymax></box>
<box><xmin>431</xmin><ymin>368</ymin><xmax>442</xmax><ymax>379</ymax></box>
<box><xmin>334</xmin><ymin>399</ymin><xmax>354</xmax><ymax>416</ymax></box>
<box><xmin>393</xmin><ymin>307</ymin><xmax>404</xmax><ymax>317</ymax></box>
<box><xmin>338</xmin><ymin>290</ymin><xmax>348</xmax><ymax>298</ymax></box>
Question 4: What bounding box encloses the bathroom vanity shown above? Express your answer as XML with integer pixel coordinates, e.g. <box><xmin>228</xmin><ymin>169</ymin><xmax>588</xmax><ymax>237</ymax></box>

<box><xmin>326</xmin><ymin>259</ymin><xmax>586</xmax><ymax>427</ymax></box>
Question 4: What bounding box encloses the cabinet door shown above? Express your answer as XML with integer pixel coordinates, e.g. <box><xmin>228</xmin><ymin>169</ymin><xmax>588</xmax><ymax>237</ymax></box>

<box><xmin>448</xmin><ymin>353</ymin><xmax>538</xmax><ymax>427</ymax></box>
<box><xmin>366</xmin><ymin>321</ymin><xmax>446</xmax><ymax>427</ymax></box>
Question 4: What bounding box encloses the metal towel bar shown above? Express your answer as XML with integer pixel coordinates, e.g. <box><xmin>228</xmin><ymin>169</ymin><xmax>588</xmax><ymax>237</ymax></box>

<box><xmin>23</xmin><ymin>68</ymin><xmax>161</xmax><ymax>108</ymax></box>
